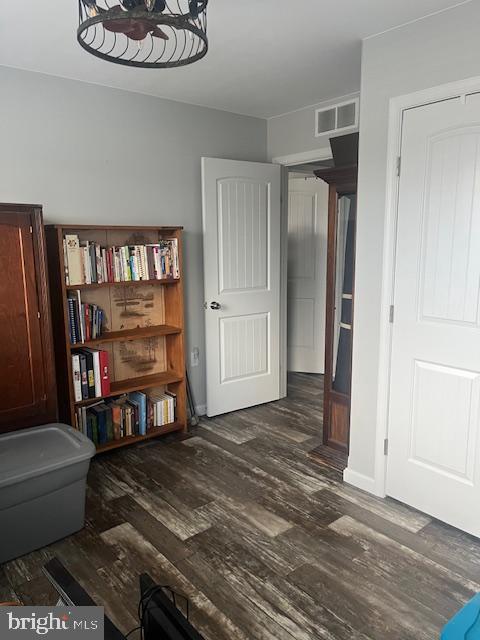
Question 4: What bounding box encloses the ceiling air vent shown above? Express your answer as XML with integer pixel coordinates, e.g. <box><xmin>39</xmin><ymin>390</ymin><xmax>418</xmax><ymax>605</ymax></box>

<box><xmin>315</xmin><ymin>98</ymin><xmax>359</xmax><ymax>137</ymax></box>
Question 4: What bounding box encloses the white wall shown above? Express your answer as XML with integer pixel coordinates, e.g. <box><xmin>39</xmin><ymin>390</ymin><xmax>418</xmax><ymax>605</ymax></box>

<box><xmin>267</xmin><ymin>93</ymin><xmax>359</xmax><ymax>160</ymax></box>
<box><xmin>0</xmin><ymin>66</ymin><xmax>267</xmax><ymax>413</ymax></box>
<box><xmin>348</xmin><ymin>0</ymin><xmax>480</xmax><ymax>487</ymax></box>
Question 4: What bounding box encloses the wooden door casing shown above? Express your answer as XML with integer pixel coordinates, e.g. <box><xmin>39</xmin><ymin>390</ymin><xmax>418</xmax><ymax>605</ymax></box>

<box><xmin>0</xmin><ymin>204</ymin><xmax>57</xmax><ymax>431</ymax></box>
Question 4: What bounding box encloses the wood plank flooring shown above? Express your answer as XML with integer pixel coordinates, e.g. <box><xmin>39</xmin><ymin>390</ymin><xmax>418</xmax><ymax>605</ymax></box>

<box><xmin>2</xmin><ymin>372</ymin><xmax>480</xmax><ymax>639</ymax></box>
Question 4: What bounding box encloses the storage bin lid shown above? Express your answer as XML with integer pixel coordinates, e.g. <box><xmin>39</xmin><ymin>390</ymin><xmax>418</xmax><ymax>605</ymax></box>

<box><xmin>0</xmin><ymin>424</ymin><xmax>95</xmax><ymax>488</ymax></box>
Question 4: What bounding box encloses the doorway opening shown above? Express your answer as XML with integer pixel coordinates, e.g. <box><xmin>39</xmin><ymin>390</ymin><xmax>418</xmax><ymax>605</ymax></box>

<box><xmin>285</xmin><ymin>161</ymin><xmax>330</xmax><ymax>459</ymax></box>
<box><xmin>284</xmin><ymin>135</ymin><xmax>358</xmax><ymax>472</ymax></box>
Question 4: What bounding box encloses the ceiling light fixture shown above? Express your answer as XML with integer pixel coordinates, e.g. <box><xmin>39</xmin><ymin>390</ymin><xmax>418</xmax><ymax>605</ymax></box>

<box><xmin>77</xmin><ymin>0</ymin><xmax>208</xmax><ymax>68</ymax></box>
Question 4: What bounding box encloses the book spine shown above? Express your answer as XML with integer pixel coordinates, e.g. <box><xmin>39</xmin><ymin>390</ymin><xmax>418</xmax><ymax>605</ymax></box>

<box><xmin>129</xmin><ymin>253</ymin><xmax>136</xmax><ymax>281</ymax></box>
<box><xmin>106</xmin><ymin>248</ymin><xmax>113</xmax><ymax>283</ymax></box>
<box><xmin>92</xmin><ymin>305</ymin><xmax>97</xmax><ymax>340</ymax></box>
<box><xmin>123</xmin><ymin>247</ymin><xmax>131</xmax><ymax>281</ymax></box>
<box><xmin>133</xmin><ymin>247</ymin><xmax>139</xmax><ymax>281</ymax></box>
<box><xmin>134</xmin><ymin>246</ymin><xmax>140</xmax><ymax>280</ymax></box>
<box><xmin>99</xmin><ymin>350</ymin><xmax>110</xmax><ymax>396</ymax></box>
<box><xmin>72</xmin><ymin>354</ymin><xmax>82</xmax><ymax>402</ymax></box>
<box><xmin>141</xmin><ymin>245</ymin><xmax>148</xmax><ymax>280</ymax></box>
<box><xmin>76</xmin><ymin>290</ymin><xmax>85</xmax><ymax>343</ymax></box>
<box><xmin>147</xmin><ymin>399</ymin><xmax>154</xmax><ymax>430</ymax></box>
<box><xmin>116</xmin><ymin>249</ymin><xmax>120</xmax><ymax>282</ymax></box>
<box><xmin>86</xmin><ymin>414</ymin><xmax>93</xmax><ymax>441</ymax></box>
<box><xmin>142</xmin><ymin>246</ymin><xmax>149</xmax><ymax>281</ymax></box>
<box><xmin>98</xmin><ymin>411</ymin><xmax>108</xmax><ymax>445</ymax></box>
<box><xmin>95</xmin><ymin>306</ymin><xmax>100</xmax><ymax>339</ymax></box>
<box><xmin>141</xmin><ymin>395</ymin><xmax>147</xmax><ymax>435</ymax></box>
<box><xmin>111</xmin><ymin>405</ymin><xmax>121</xmax><ymax>440</ymax></box>
<box><xmin>84</xmin><ymin>352</ymin><xmax>95</xmax><ymax>398</ymax></box>
<box><xmin>155</xmin><ymin>247</ymin><xmax>161</xmax><ymax>279</ymax></box>
<box><xmin>65</xmin><ymin>235</ymin><xmax>83</xmax><ymax>285</ymax></box>
<box><xmin>161</xmin><ymin>253</ymin><xmax>166</xmax><ymax>278</ymax></box>
<box><xmin>81</xmin><ymin>303</ymin><xmax>88</xmax><ymax>342</ymax></box>
<box><xmin>82</xmin><ymin>244</ymin><xmax>90</xmax><ymax>285</ymax></box>
<box><xmin>63</xmin><ymin>239</ymin><xmax>69</xmax><ymax>286</ymax></box>
<box><xmin>118</xmin><ymin>247</ymin><xmax>122</xmax><ymax>281</ymax></box>
<box><xmin>172</xmin><ymin>238</ymin><xmax>180</xmax><ymax>278</ymax></box>
<box><xmin>67</xmin><ymin>298</ymin><xmax>76</xmax><ymax>344</ymax></box>
<box><xmin>92</xmin><ymin>350</ymin><xmax>102</xmax><ymax>397</ymax></box>
<box><xmin>105</xmin><ymin>407</ymin><xmax>114</xmax><ymax>441</ymax></box>
<box><xmin>90</xmin><ymin>305</ymin><xmax>95</xmax><ymax>340</ymax></box>
<box><xmin>79</xmin><ymin>354</ymin><xmax>89</xmax><ymax>400</ymax></box>
<box><xmin>89</xmin><ymin>244</ymin><xmax>97</xmax><ymax>283</ymax></box>
<box><xmin>95</xmin><ymin>245</ymin><xmax>103</xmax><ymax>284</ymax></box>
<box><xmin>101</xmin><ymin>248</ymin><xmax>107</xmax><ymax>283</ymax></box>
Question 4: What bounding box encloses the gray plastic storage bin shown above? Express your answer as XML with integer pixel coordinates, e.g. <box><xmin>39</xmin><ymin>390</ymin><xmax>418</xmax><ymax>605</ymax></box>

<box><xmin>0</xmin><ymin>423</ymin><xmax>95</xmax><ymax>564</ymax></box>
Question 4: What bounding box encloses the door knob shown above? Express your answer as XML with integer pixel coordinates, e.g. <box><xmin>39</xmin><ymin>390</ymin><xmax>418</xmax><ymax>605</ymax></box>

<box><xmin>210</xmin><ymin>301</ymin><xmax>221</xmax><ymax>310</ymax></box>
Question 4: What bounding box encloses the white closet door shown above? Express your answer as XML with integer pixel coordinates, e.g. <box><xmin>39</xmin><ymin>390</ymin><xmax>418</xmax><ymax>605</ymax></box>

<box><xmin>202</xmin><ymin>158</ymin><xmax>282</xmax><ymax>417</ymax></box>
<box><xmin>287</xmin><ymin>177</ymin><xmax>328</xmax><ymax>373</ymax></box>
<box><xmin>386</xmin><ymin>93</ymin><xmax>480</xmax><ymax>536</ymax></box>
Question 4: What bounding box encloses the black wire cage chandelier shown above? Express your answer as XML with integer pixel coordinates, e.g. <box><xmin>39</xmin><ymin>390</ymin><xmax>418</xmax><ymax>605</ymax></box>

<box><xmin>77</xmin><ymin>0</ymin><xmax>209</xmax><ymax>68</ymax></box>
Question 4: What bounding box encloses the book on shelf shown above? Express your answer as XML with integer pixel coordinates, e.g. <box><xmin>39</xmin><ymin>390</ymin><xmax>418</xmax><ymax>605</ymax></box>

<box><xmin>64</xmin><ymin>235</ymin><xmax>82</xmax><ymax>287</ymax></box>
<box><xmin>63</xmin><ymin>235</ymin><xmax>180</xmax><ymax>286</ymax></box>
<box><xmin>67</xmin><ymin>290</ymin><xmax>104</xmax><ymax>345</ymax></box>
<box><xmin>75</xmin><ymin>389</ymin><xmax>177</xmax><ymax>445</ymax></box>
<box><xmin>71</xmin><ymin>348</ymin><xmax>110</xmax><ymax>402</ymax></box>
<box><xmin>71</xmin><ymin>354</ymin><xmax>82</xmax><ymax>403</ymax></box>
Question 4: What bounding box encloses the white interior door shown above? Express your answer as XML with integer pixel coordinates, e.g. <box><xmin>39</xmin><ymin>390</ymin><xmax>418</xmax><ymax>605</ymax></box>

<box><xmin>287</xmin><ymin>176</ymin><xmax>328</xmax><ymax>373</ymax></box>
<box><xmin>202</xmin><ymin>157</ymin><xmax>281</xmax><ymax>417</ymax></box>
<box><xmin>386</xmin><ymin>92</ymin><xmax>480</xmax><ymax>536</ymax></box>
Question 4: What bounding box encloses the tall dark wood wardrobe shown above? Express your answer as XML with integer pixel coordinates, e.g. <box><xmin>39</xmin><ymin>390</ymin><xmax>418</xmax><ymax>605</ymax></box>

<box><xmin>0</xmin><ymin>203</ymin><xmax>57</xmax><ymax>432</ymax></box>
<box><xmin>312</xmin><ymin>134</ymin><xmax>358</xmax><ymax>470</ymax></box>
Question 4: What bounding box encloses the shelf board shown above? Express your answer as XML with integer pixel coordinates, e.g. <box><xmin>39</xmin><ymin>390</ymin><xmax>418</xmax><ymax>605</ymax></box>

<box><xmin>70</xmin><ymin>324</ymin><xmax>182</xmax><ymax>348</ymax></box>
<box><xmin>74</xmin><ymin>370</ymin><xmax>184</xmax><ymax>406</ymax></box>
<box><xmin>66</xmin><ymin>277</ymin><xmax>180</xmax><ymax>290</ymax></box>
<box><xmin>52</xmin><ymin>224</ymin><xmax>183</xmax><ymax>232</ymax></box>
<box><xmin>95</xmin><ymin>420</ymin><xmax>185</xmax><ymax>453</ymax></box>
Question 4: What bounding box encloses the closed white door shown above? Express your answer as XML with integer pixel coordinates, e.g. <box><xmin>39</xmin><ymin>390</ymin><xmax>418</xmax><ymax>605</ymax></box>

<box><xmin>287</xmin><ymin>176</ymin><xmax>328</xmax><ymax>373</ymax></box>
<box><xmin>387</xmin><ymin>93</ymin><xmax>480</xmax><ymax>536</ymax></box>
<box><xmin>202</xmin><ymin>157</ymin><xmax>281</xmax><ymax>417</ymax></box>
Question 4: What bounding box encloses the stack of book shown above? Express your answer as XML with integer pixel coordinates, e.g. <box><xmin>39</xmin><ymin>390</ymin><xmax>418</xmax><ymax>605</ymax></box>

<box><xmin>75</xmin><ymin>389</ymin><xmax>176</xmax><ymax>446</ymax></box>
<box><xmin>64</xmin><ymin>234</ymin><xmax>180</xmax><ymax>286</ymax></box>
<box><xmin>67</xmin><ymin>291</ymin><xmax>104</xmax><ymax>344</ymax></box>
<box><xmin>71</xmin><ymin>348</ymin><xmax>110</xmax><ymax>402</ymax></box>
<box><xmin>148</xmin><ymin>390</ymin><xmax>176</xmax><ymax>427</ymax></box>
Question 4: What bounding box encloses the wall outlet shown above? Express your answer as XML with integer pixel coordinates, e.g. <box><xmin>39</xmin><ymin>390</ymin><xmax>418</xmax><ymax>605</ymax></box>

<box><xmin>191</xmin><ymin>347</ymin><xmax>200</xmax><ymax>367</ymax></box>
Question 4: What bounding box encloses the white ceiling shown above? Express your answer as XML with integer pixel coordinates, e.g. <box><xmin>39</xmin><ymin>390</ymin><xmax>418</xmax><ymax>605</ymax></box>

<box><xmin>0</xmin><ymin>0</ymin><xmax>467</xmax><ymax>118</ymax></box>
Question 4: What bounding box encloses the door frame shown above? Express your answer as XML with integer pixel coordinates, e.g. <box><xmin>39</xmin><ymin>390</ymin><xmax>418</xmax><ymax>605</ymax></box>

<box><xmin>273</xmin><ymin>147</ymin><xmax>333</xmax><ymax>397</ymax></box>
<box><xmin>372</xmin><ymin>75</ymin><xmax>480</xmax><ymax>498</ymax></box>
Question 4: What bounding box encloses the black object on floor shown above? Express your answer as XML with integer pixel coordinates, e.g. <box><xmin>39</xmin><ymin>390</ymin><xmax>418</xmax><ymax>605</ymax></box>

<box><xmin>140</xmin><ymin>573</ymin><xmax>204</xmax><ymax>640</ymax></box>
<box><xmin>43</xmin><ymin>558</ymin><xmax>126</xmax><ymax>640</ymax></box>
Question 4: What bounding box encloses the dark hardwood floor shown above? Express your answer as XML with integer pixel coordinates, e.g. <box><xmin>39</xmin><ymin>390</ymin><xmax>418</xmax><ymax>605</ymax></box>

<box><xmin>2</xmin><ymin>372</ymin><xmax>480</xmax><ymax>639</ymax></box>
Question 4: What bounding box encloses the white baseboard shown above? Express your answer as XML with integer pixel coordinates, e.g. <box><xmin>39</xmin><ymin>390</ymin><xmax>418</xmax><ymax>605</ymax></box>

<box><xmin>194</xmin><ymin>404</ymin><xmax>207</xmax><ymax>417</ymax></box>
<box><xmin>343</xmin><ymin>467</ymin><xmax>378</xmax><ymax>495</ymax></box>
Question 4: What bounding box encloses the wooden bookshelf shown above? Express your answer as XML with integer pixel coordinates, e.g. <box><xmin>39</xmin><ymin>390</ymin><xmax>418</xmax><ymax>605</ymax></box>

<box><xmin>69</xmin><ymin>324</ymin><xmax>182</xmax><ymax>348</ymax></box>
<box><xmin>45</xmin><ymin>224</ymin><xmax>187</xmax><ymax>453</ymax></box>
<box><xmin>96</xmin><ymin>421</ymin><xmax>184</xmax><ymax>453</ymax></box>
<box><xmin>73</xmin><ymin>370</ymin><xmax>184</xmax><ymax>406</ymax></box>
<box><xmin>65</xmin><ymin>277</ymin><xmax>180</xmax><ymax>290</ymax></box>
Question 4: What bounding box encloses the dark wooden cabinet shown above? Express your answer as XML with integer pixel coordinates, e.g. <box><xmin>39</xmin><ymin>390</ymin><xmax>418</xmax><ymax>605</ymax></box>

<box><xmin>0</xmin><ymin>204</ymin><xmax>57</xmax><ymax>432</ymax></box>
<box><xmin>312</xmin><ymin>165</ymin><xmax>357</xmax><ymax>467</ymax></box>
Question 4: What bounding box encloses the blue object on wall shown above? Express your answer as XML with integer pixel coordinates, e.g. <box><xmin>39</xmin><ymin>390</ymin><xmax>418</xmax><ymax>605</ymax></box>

<box><xmin>441</xmin><ymin>594</ymin><xmax>480</xmax><ymax>639</ymax></box>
